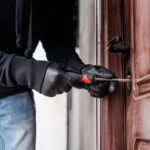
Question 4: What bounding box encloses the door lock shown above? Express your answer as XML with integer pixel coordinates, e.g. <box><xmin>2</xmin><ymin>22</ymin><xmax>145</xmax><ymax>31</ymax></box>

<box><xmin>127</xmin><ymin>71</ymin><xmax>132</xmax><ymax>93</ymax></box>
<box><xmin>107</xmin><ymin>36</ymin><xmax>130</xmax><ymax>58</ymax></box>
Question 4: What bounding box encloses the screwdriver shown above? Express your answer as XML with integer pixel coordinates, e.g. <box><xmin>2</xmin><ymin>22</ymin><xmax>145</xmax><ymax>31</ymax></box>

<box><xmin>63</xmin><ymin>66</ymin><xmax>132</xmax><ymax>84</ymax></box>
<box><xmin>80</xmin><ymin>74</ymin><xmax>132</xmax><ymax>84</ymax></box>
<box><xmin>95</xmin><ymin>78</ymin><xmax>131</xmax><ymax>82</ymax></box>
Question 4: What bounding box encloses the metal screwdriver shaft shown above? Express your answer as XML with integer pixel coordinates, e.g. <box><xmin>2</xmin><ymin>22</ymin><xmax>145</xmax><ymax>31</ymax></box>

<box><xmin>95</xmin><ymin>78</ymin><xmax>131</xmax><ymax>83</ymax></box>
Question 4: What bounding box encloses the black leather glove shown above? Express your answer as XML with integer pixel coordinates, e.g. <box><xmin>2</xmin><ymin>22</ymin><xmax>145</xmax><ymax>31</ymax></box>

<box><xmin>10</xmin><ymin>55</ymin><xmax>84</xmax><ymax>97</ymax></box>
<box><xmin>81</xmin><ymin>65</ymin><xmax>117</xmax><ymax>98</ymax></box>
<box><xmin>65</xmin><ymin>55</ymin><xmax>117</xmax><ymax>98</ymax></box>
<box><xmin>10</xmin><ymin>54</ymin><xmax>117</xmax><ymax>98</ymax></box>
<box><xmin>41</xmin><ymin>63</ymin><xmax>83</xmax><ymax>97</ymax></box>
<box><xmin>60</xmin><ymin>64</ymin><xmax>117</xmax><ymax>98</ymax></box>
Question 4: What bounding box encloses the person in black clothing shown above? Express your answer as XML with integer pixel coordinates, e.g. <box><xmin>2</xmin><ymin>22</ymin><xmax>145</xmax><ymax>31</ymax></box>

<box><xmin>0</xmin><ymin>0</ymin><xmax>117</xmax><ymax>149</ymax></box>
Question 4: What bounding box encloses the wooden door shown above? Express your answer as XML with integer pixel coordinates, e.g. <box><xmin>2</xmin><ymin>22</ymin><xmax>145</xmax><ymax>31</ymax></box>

<box><xmin>101</xmin><ymin>0</ymin><xmax>150</xmax><ymax>150</ymax></box>
<box><xmin>125</xmin><ymin>0</ymin><xmax>150</xmax><ymax>150</ymax></box>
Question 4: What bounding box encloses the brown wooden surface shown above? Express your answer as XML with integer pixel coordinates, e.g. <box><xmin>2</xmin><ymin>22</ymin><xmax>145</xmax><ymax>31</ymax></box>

<box><xmin>100</xmin><ymin>0</ymin><xmax>124</xmax><ymax>150</ymax></box>
<box><xmin>125</xmin><ymin>0</ymin><xmax>150</xmax><ymax>150</ymax></box>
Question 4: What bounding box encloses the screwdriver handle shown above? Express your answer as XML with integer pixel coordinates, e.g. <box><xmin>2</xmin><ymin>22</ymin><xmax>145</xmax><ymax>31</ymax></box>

<box><xmin>80</xmin><ymin>74</ymin><xmax>131</xmax><ymax>84</ymax></box>
<box><xmin>80</xmin><ymin>74</ymin><xmax>95</xmax><ymax>84</ymax></box>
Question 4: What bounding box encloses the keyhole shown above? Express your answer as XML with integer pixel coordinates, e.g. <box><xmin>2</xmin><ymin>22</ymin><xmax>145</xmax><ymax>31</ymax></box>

<box><xmin>127</xmin><ymin>70</ymin><xmax>132</xmax><ymax>93</ymax></box>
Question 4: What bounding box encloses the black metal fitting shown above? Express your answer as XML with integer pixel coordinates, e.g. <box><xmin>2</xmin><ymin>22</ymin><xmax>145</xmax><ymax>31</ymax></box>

<box><xmin>107</xmin><ymin>36</ymin><xmax>130</xmax><ymax>58</ymax></box>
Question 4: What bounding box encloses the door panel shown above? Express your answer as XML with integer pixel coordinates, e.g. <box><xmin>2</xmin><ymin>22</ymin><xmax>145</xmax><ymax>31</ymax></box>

<box><xmin>135</xmin><ymin>140</ymin><xmax>150</xmax><ymax>150</ymax></box>
<box><xmin>125</xmin><ymin>0</ymin><xmax>150</xmax><ymax>150</ymax></box>
<box><xmin>132</xmin><ymin>0</ymin><xmax>150</xmax><ymax>97</ymax></box>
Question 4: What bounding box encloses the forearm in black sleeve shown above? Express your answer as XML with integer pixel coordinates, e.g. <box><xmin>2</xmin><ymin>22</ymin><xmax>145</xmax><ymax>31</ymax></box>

<box><xmin>0</xmin><ymin>51</ymin><xmax>49</xmax><ymax>92</ymax></box>
<box><xmin>41</xmin><ymin>22</ymin><xmax>85</xmax><ymax>70</ymax></box>
<box><xmin>40</xmin><ymin>0</ymin><xmax>85</xmax><ymax>69</ymax></box>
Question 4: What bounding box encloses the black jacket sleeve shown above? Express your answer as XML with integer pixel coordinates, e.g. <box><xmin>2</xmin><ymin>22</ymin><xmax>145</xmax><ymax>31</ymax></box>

<box><xmin>0</xmin><ymin>51</ymin><xmax>49</xmax><ymax>92</ymax></box>
<box><xmin>40</xmin><ymin>0</ymin><xmax>84</xmax><ymax>70</ymax></box>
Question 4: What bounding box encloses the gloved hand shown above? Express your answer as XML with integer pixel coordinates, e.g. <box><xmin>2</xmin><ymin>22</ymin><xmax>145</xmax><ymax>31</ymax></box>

<box><xmin>10</xmin><ymin>55</ymin><xmax>82</xmax><ymax>97</ymax></box>
<box><xmin>80</xmin><ymin>65</ymin><xmax>117</xmax><ymax>98</ymax></box>
<box><xmin>64</xmin><ymin>54</ymin><xmax>117</xmax><ymax>98</ymax></box>
<box><xmin>10</xmin><ymin>54</ymin><xmax>117</xmax><ymax>98</ymax></box>
<box><xmin>61</xmin><ymin>63</ymin><xmax>117</xmax><ymax>98</ymax></box>
<box><xmin>41</xmin><ymin>63</ymin><xmax>84</xmax><ymax>97</ymax></box>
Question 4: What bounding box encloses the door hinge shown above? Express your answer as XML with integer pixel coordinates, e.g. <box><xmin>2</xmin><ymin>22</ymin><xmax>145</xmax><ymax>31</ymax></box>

<box><xmin>107</xmin><ymin>36</ymin><xmax>130</xmax><ymax>58</ymax></box>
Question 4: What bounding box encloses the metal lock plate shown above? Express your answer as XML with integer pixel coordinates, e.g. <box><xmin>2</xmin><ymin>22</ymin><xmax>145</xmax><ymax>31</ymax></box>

<box><xmin>127</xmin><ymin>71</ymin><xmax>132</xmax><ymax>93</ymax></box>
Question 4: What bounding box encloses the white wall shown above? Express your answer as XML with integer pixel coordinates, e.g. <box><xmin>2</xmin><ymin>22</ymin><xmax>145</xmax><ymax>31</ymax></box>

<box><xmin>33</xmin><ymin>42</ymin><xmax>67</xmax><ymax>150</ymax></box>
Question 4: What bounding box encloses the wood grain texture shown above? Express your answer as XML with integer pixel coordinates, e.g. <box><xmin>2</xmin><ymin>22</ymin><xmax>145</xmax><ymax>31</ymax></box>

<box><xmin>125</xmin><ymin>0</ymin><xmax>150</xmax><ymax>150</ymax></box>
<box><xmin>101</xmin><ymin>0</ymin><xmax>150</xmax><ymax>149</ymax></box>
<box><xmin>135</xmin><ymin>140</ymin><xmax>150</xmax><ymax>150</ymax></box>
<box><xmin>133</xmin><ymin>0</ymin><xmax>150</xmax><ymax>97</ymax></box>
<box><xmin>100</xmin><ymin>0</ymin><xmax>124</xmax><ymax>150</ymax></box>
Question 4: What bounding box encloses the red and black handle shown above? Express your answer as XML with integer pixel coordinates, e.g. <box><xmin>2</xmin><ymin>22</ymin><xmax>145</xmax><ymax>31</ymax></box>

<box><xmin>80</xmin><ymin>74</ymin><xmax>96</xmax><ymax>84</ymax></box>
<box><xmin>63</xmin><ymin>66</ymin><xmax>96</xmax><ymax>84</ymax></box>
